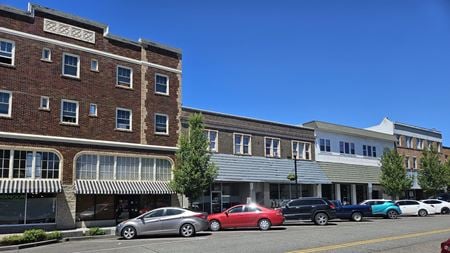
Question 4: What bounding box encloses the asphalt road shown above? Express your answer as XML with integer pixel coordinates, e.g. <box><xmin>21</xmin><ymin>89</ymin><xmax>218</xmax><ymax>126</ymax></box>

<box><xmin>6</xmin><ymin>215</ymin><xmax>450</xmax><ymax>253</ymax></box>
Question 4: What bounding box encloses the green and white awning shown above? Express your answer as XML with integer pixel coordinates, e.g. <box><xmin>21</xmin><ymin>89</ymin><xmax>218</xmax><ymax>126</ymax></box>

<box><xmin>0</xmin><ymin>179</ymin><xmax>62</xmax><ymax>194</ymax></box>
<box><xmin>74</xmin><ymin>180</ymin><xmax>175</xmax><ymax>195</ymax></box>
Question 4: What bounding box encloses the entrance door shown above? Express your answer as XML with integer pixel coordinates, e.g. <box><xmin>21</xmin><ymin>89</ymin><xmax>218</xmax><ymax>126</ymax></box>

<box><xmin>116</xmin><ymin>195</ymin><xmax>140</xmax><ymax>223</ymax></box>
<box><xmin>211</xmin><ymin>191</ymin><xmax>222</xmax><ymax>213</ymax></box>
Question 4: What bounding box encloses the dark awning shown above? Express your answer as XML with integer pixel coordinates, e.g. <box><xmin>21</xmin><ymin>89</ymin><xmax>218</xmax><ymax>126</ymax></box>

<box><xmin>74</xmin><ymin>180</ymin><xmax>175</xmax><ymax>195</ymax></box>
<box><xmin>0</xmin><ymin>179</ymin><xmax>62</xmax><ymax>194</ymax></box>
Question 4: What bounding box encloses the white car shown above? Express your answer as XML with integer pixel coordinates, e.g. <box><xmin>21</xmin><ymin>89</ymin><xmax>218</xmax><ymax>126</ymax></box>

<box><xmin>395</xmin><ymin>200</ymin><xmax>436</xmax><ymax>217</ymax></box>
<box><xmin>421</xmin><ymin>199</ymin><xmax>450</xmax><ymax>214</ymax></box>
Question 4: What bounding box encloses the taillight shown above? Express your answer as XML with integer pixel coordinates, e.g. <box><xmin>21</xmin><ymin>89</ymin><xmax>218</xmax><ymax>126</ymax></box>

<box><xmin>329</xmin><ymin>203</ymin><xmax>335</xmax><ymax>209</ymax></box>
<box><xmin>276</xmin><ymin>209</ymin><xmax>283</xmax><ymax>216</ymax></box>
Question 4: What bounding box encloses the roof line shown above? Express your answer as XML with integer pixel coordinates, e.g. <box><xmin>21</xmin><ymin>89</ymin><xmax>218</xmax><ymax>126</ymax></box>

<box><xmin>393</xmin><ymin>121</ymin><xmax>441</xmax><ymax>134</ymax></box>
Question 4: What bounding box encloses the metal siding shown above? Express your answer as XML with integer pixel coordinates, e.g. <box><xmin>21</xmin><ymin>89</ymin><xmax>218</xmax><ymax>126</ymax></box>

<box><xmin>317</xmin><ymin>162</ymin><xmax>381</xmax><ymax>184</ymax></box>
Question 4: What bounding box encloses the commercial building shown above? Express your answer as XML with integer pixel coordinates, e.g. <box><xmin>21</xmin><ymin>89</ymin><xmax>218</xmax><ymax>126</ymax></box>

<box><xmin>0</xmin><ymin>4</ymin><xmax>181</xmax><ymax>231</ymax></box>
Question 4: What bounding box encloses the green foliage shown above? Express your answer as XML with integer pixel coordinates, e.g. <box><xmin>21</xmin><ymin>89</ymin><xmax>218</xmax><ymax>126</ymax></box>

<box><xmin>171</xmin><ymin>113</ymin><xmax>218</xmax><ymax>203</ymax></box>
<box><xmin>0</xmin><ymin>235</ymin><xmax>24</xmax><ymax>246</ymax></box>
<box><xmin>46</xmin><ymin>231</ymin><xmax>62</xmax><ymax>240</ymax></box>
<box><xmin>418</xmin><ymin>147</ymin><xmax>450</xmax><ymax>197</ymax></box>
<box><xmin>22</xmin><ymin>229</ymin><xmax>47</xmax><ymax>242</ymax></box>
<box><xmin>379</xmin><ymin>149</ymin><xmax>412</xmax><ymax>200</ymax></box>
<box><xmin>87</xmin><ymin>227</ymin><xmax>106</xmax><ymax>236</ymax></box>
<box><xmin>0</xmin><ymin>229</ymin><xmax>62</xmax><ymax>246</ymax></box>
<box><xmin>287</xmin><ymin>173</ymin><xmax>297</xmax><ymax>181</ymax></box>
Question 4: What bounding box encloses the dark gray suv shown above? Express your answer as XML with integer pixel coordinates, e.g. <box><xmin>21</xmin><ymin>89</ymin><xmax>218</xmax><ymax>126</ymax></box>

<box><xmin>280</xmin><ymin>197</ymin><xmax>337</xmax><ymax>225</ymax></box>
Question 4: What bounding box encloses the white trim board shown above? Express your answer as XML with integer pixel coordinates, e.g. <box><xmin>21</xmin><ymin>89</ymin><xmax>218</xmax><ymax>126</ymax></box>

<box><xmin>0</xmin><ymin>27</ymin><xmax>182</xmax><ymax>74</ymax></box>
<box><xmin>0</xmin><ymin>131</ymin><xmax>178</xmax><ymax>152</ymax></box>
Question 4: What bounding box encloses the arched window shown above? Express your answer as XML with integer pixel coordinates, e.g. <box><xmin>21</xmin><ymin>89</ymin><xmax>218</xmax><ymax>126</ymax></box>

<box><xmin>0</xmin><ymin>148</ymin><xmax>60</xmax><ymax>179</ymax></box>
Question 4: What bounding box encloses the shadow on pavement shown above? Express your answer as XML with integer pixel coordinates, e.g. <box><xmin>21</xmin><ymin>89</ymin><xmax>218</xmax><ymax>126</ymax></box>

<box><xmin>117</xmin><ymin>232</ymin><xmax>213</xmax><ymax>241</ymax></box>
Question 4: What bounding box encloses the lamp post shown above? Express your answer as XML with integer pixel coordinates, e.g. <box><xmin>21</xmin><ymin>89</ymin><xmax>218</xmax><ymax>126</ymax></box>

<box><xmin>294</xmin><ymin>154</ymin><xmax>298</xmax><ymax>198</ymax></box>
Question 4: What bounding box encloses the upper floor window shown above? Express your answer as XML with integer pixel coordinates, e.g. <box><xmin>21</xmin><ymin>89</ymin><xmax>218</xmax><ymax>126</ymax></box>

<box><xmin>155</xmin><ymin>114</ymin><xmax>168</xmax><ymax>135</ymax></box>
<box><xmin>204</xmin><ymin>129</ymin><xmax>218</xmax><ymax>152</ymax></box>
<box><xmin>265</xmin><ymin>137</ymin><xmax>280</xmax><ymax>158</ymax></box>
<box><xmin>116</xmin><ymin>108</ymin><xmax>132</xmax><ymax>131</ymax></box>
<box><xmin>155</xmin><ymin>74</ymin><xmax>169</xmax><ymax>95</ymax></box>
<box><xmin>0</xmin><ymin>90</ymin><xmax>12</xmax><ymax>117</ymax></box>
<box><xmin>339</xmin><ymin>141</ymin><xmax>355</xmax><ymax>155</ymax></box>
<box><xmin>40</xmin><ymin>96</ymin><xmax>50</xmax><ymax>110</ymax></box>
<box><xmin>437</xmin><ymin>143</ymin><xmax>441</xmax><ymax>152</ymax></box>
<box><xmin>412</xmin><ymin>157</ymin><xmax>417</xmax><ymax>169</ymax></box>
<box><xmin>234</xmin><ymin>133</ymin><xmax>251</xmax><ymax>155</ymax></box>
<box><xmin>405</xmin><ymin>156</ymin><xmax>410</xmax><ymax>169</ymax></box>
<box><xmin>0</xmin><ymin>39</ymin><xmax>14</xmax><ymax>65</ymax></box>
<box><xmin>428</xmin><ymin>141</ymin><xmax>433</xmax><ymax>150</ymax></box>
<box><xmin>41</xmin><ymin>48</ymin><xmax>51</xmax><ymax>61</ymax></box>
<box><xmin>416</xmin><ymin>138</ymin><xmax>423</xmax><ymax>150</ymax></box>
<box><xmin>292</xmin><ymin>141</ymin><xmax>311</xmax><ymax>160</ymax></box>
<box><xmin>363</xmin><ymin>145</ymin><xmax>377</xmax><ymax>157</ymax></box>
<box><xmin>0</xmin><ymin>149</ymin><xmax>60</xmax><ymax>179</ymax></box>
<box><xmin>319</xmin><ymin>139</ymin><xmax>331</xmax><ymax>152</ymax></box>
<box><xmin>62</xmin><ymin>53</ymin><xmax>80</xmax><ymax>78</ymax></box>
<box><xmin>90</xmin><ymin>59</ymin><xmax>98</xmax><ymax>71</ymax></box>
<box><xmin>116</xmin><ymin>66</ymin><xmax>132</xmax><ymax>88</ymax></box>
<box><xmin>61</xmin><ymin>99</ymin><xmax>79</xmax><ymax>125</ymax></box>
<box><xmin>89</xmin><ymin>103</ymin><xmax>97</xmax><ymax>117</ymax></box>
<box><xmin>405</xmin><ymin>136</ymin><xmax>413</xmax><ymax>148</ymax></box>
<box><xmin>396</xmin><ymin>135</ymin><xmax>401</xmax><ymax>147</ymax></box>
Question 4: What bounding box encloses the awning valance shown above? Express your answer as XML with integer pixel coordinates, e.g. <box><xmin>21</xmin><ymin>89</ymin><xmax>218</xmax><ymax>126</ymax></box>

<box><xmin>74</xmin><ymin>180</ymin><xmax>175</xmax><ymax>195</ymax></box>
<box><xmin>0</xmin><ymin>179</ymin><xmax>62</xmax><ymax>194</ymax></box>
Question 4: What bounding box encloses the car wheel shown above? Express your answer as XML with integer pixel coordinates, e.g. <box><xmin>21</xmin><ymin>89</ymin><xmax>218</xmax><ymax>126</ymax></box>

<box><xmin>351</xmin><ymin>212</ymin><xmax>363</xmax><ymax>222</ymax></box>
<box><xmin>387</xmin><ymin>210</ymin><xmax>398</xmax><ymax>219</ymax></box>
<box><xmin>441</xmin><ymin>207</ymin><xmax>450</xmax><ymax>214</ymax></box>
<box><xmin>180</xmin><ymin>223</ymin><xmax>195</xmax><ymax>237</ymax></box>
<box><xmin>258</xmin><ymin>218</ymin><xmax>271</xmax><ymax>231</ymax></box>
<box><xmin>418</xmin><ymin>209</ymin><xmax>428</xmax><ymax>217</ymax></box>
<box><xmin>209</xmin><ymin>220</ymin><xmax>221</xmax><ymax>231</ymax></box>
<box><xmin>121</xmin><ymin>226</ymin><xmax>137</xmax><ymax>240</ymax></box>
<box><xmin>314</xmin><ymin>212</ymin><xmax>329</xmax><ymax>226</ymax></box>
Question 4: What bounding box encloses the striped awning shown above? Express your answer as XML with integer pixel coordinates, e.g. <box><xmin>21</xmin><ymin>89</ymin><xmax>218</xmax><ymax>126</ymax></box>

<box><xmin>74</xmin><ymin>180</ymin><xmax>175</xmax><ymax>195</ymax></box>
<box><xmin>0</xmin><ymin>179</ymin><xmax>62</xmax><ymax>194</ymax></box>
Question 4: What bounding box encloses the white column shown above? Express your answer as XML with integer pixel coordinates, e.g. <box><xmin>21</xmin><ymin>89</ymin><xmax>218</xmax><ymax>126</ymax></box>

<box><xmin>351</xmin><ymin>184</ymin><xmax>357</xmax><ymax>205</ymax></box>
<box><xmin>335</xmin><ymin>184</ymin><xmax>341</xmax><ymax>200</ymax></box>
<box><xmin>316</xmin><ymin>184</ymin><xmax>322</xmax><ymax>197</ymax></box>
<box><xmin>249</xmin><ymin>182</ymin><xmax>256</xmax><ymax>203</ymax></box>
<box><xmin>367</xmin><ymin>183</ymin><xmax>373</xmax><ymax>200</ymax></box>
<box><xmin>263</xmin><ymin>183</ymin><xmax>270</xmax><ymax>207</ymax></box>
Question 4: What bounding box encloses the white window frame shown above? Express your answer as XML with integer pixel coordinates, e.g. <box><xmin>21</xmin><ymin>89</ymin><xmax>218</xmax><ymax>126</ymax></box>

<box><xmin>265</xmin><ymin>137</ymin><xmax>281</xmax><ymax>158</ymax></box>
<box><xmin>0</xmin><ymin>39</ymin><xmax>15</xmax><ymax>66</ymax></box>
<box><xmin>39</xmin><ymin>96</ymin><xmax>50</xmax><ymax>110</ymax></box>
<box><xmin>116</xmin><ymin>108</ymin><xmax>132</xmax><ymax>131</ymax></box>
<box><xmin>292</xmin><ymin>140</ymin><xmax>311</xmax><ymax>160</ymax></box>
<box><xmin>90</xmin><ymin>59</ymin><xmax>98</xmax><ymax>72</ymax></box>
<box><xmin>204</xmin><ymin>129</ymin><xmax>219</xmax><ymax>152</ymax></box>
<box><xmin>62</xmin><ymin>52</ymin><xmax>80</xmax><ymax>78</ymax></box>
<box><xmin>154</xmin><ymin>113</ymin><xmax>169</xmax><ymax>135</ymax></box>
<box><xmin>41</xmin><ymin>48</ymin><xmax>51</xmax><ymax>62</ymax></box>
<box><xmin>405</xmin><ymin>137</ymin><xmax>413</xmax><ymax>149</ymax></box>
<box><xmin>405</xmin><ymin>156</ymin><xmax>410</xmax><ymax>169</ymax></box>
<box><xmin>155</xmin><ymin>73</ymin><xmax>169</xmax><ymax>95</ymax></box>
<box><xmin>116</xmin><ymin>65</ymin><xmax>133</xmax><ymax>88</ymax></box>
<box><xmin>319</xmin><ymin>138</ymin><xmax>331</xmax><ymax>152</ymax></box>
<box><xmin>89</xmin><ymin>103</ymin><xmax>97</xmax><ymax>117</ymax></box>
<box><xmin>0</xmin><ymin>90</ymin><xmax>12</xmax><ymax>118</ymax></box>
<box><xmin>233</xmin><ymin>133</ymin><xmax>252</xmax><ymax>155</ymax></box>
<box><xmin>60</xmin><ymin>99</ymin><xmax>79</xmax><ymax>125</ymax></box>
<box><xmin>412</xmin><ymin>157</ymin><xmax>417</xmax><ymax>170</ymax></box>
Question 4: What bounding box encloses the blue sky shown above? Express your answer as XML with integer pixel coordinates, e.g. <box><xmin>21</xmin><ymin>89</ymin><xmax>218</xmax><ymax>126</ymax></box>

<box><xmin>4</xmin><ymin>0</ymin><xmax>450</xmax><ymax>145</ymax></box>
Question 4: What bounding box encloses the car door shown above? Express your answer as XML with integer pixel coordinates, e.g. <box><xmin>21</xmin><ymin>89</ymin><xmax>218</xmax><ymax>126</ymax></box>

<box><xmin>396</xmin><ymin>201</ymin><xmax>408</xmax><ymax>215</ymax></box>
<box><xmin>159</xmin><ymin>208</ymin><xmax>185</xmax><ymax>234</ymax></box>
<box><xmin>284</xmin><ymin>200</ymin><xmax>303</xmax><ymax>219</ymax></box>
<box><xmin>242</xmin><ymin>205</ymin><xmax>262</xmax><ymax>227</ymax></box>
<box><xmin>140</xmin><ymin>209</ymin><xmax>165</xmax><ymax>235</ymax></box>
<box><xmin>222</xmin><ymin>205</ymin><xmax>244</xmax><ymax>227</ymax></box>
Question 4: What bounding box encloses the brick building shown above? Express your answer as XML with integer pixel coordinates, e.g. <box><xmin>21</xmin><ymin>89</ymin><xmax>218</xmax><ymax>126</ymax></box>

<box><xmin>0</xmin><ymin>4</ymin><xmax>182</xmax><ymax>231</ymax></box>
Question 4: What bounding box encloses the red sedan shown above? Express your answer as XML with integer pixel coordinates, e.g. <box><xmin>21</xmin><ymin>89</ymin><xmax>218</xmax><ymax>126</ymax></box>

<box><xmin>207</xmin><ymin>204</ymin><xmax>284</xmax><ymax>231</ymax></box>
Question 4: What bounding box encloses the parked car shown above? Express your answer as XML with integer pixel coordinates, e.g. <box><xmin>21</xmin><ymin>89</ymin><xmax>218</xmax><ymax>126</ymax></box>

<box><xmin>331</xmin><ymin>200</ymin><xmax>372</xmax><ymax>222</ymax></box>
<box><xmin>442</xmin><ymin>238</ymin><xmax>450</xmax><ymax>253</ymax></box>
<box><xmin>360</xmin><ymin>199</ymin><xmax>401</xmax><ymax>219</ymax></box>
<box><xmin>422</xmin><ymin>199</ymin><xmax>450</xmax><ymax>214</ymax></box>
<box><xmin>395</xmin><ymin>200</ymin><xmax>436</xmax><ymax>217</ymax></box>
<box><xmin>437</xmin><ymin>193</ymin><xmax>450</xmax><ymax>202</ymax></box>
<box><xmin>116</xmin><ymin>207</ymin><xmax>209</xmax><ymax>239</ymax></box>
<box><xmin>279</xmin><ymin>197</ymin><xmax>336</xmax><ymax>225</ymax></box>
<box><xmin>208</xmin><ymin>203</ymin><xmax>284</xmax><ymax>231</ymax></box>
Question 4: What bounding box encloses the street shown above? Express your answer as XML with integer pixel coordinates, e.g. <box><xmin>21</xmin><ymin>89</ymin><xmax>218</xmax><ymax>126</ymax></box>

<box><xmin>6</xmin><ymin>215</ymin><xmax>450</xmax><ymax>253</ymax></box>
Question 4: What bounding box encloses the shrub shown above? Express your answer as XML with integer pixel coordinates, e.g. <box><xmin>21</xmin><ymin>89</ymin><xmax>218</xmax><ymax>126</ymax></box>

<box><xmin>0</xmin><ymin>235</ymin><xmax>24</xmax><ymax>246</ymax></box>
<box><xmin>22</xmin><ymin>229</ymin><xmax>47</xmax><ymax>242</ymax></box>
<box><xmin>87</xmin><ymin>227</ymin><xmax>106</xmax><ymax>236</ymax></box>
<box><xmin>46</xmin><ymin>231</ymin><xmax>62</xmax><ymax>240</ymax></box>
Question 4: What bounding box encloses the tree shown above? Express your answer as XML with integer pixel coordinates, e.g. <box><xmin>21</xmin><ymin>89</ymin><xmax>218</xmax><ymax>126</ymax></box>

<box><xmin>171</xmin><ymin>113</ymin><xmax>218</xmax><ymax>205</ymax></box>
<box><xmin>418</xmin><ymin>147</ymin><xmax>450</xmax><ymax>197</ymax></box>
<box><xmin>379</xmin><ymin>149</ymin><xmax>412</xmax><ymax>200</ymax></box>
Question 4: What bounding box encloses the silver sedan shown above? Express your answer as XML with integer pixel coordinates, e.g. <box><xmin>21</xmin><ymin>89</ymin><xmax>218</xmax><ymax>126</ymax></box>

<box><xmin>116</xmin><ymin>207</ymin><xmax>209</xmax><ymax>239</ymax></box>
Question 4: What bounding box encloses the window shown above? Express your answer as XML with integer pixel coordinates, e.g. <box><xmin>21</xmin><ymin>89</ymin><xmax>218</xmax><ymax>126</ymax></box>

<box><xmin>412</xmin><ymin>157</ymin><xmax>417</xmax><ymax>170</ymax></box>
<box><xmin>116</xmin><ymin>108</ymin><xmax>132</xmax><ymax>131</ymax></box>
<box><xmin>0</xmin><ymin>150</ymin><xmax>10</xmax><ymax>178</ymax></box>
<box><xmin>405</xmin><ymin>156</ymin><xmax>410</xmax><ymax>169</ymax></box>
<box><xmin>363</xmin><ymin>145</ymin><xmax>377</xmax><ymax>157</ymax></box>
<box><xmin>234</xmin><ymin>134</ymin><xmax>251</xmax><ymax>155</ymax></box>
<box><xmin>265</xmin><ymin>137</ymin><xmax>280</xmax><ymax>158</ymax></box>
<box><xmin>89</xmin><ymin>103</ymin><xmax>97</xmax><ymax>116</ymax></box>
<box><xmin>35</xmin><ymin>152</ymin><xmax>60</xmax><ymax>179</ymax></box>
<box><xmin>155</xmin><ymin>74</ymin><xmax>169</xmax><ymax>95</ymax></box>
<box><xmin>62</xmin><ymin>53</ymin><xmax>80</xmax><ymax>78</ymax></box>
<box><xmin>90</xmin><ymin>59</ymin><xmax>98</xmax><ymax>71</ymax></box>
<box><xmin>244</xmin><ymin>205</ymin><xmax>261</xmax><ymax>212</ymax></box>
<box><xmin>228</xmin><ymin>206</ymin><xmax>243</xmax><ymax>213</ymax></box>
<box><xmin>292</xmin><ymin>141</ymin><xmax>311</xmax><ymax>160</ymax></box>
<box><xmin>339</xmin><ymin>141</ymin><xmax>355</xmax><ymax>155</ymax></box>
<box><xmin>13</xmin><ymin>150</ymin><xmax>32</xmax><ymax>178</ymax></box>
<box><xmin>40</xmin><ymin>96</ymin><xmax>49</xmax><ymax>110</ymax></box>
<box><xmin>319</xmin><ymin>139</ymin><xmax>331</xmax><ymax>152</ymax></box>
<box><xmin>405</xmin><ymin>137</ymin><xmax>412</xmax><ymax>148</ymax></box>
<box><xmin>75</xmin><ymin>153</ymin><xmax>172</xmax><ymax>181</ymax></box>
<box><xmin>0</xmin><ymin>149</ymin><xmax>60</xmax><ymax>179</ymax></box>
<box><xmin>204</xmin><ymin>129</ymin><xmax>218</xmax><ymax>152</ymax></box>
<box><xmin>428</xmin><ymin>141</ymin><xmax>433</xmax><ymax>150</ymax></box>
<box><xmin>396</xmin><ymin>135</ymin><xmax>402</xmax><ymax>147</ymax></box>
<box><xmin>416</xmin><ymin>139</ymin><xmax>423</xmax><ymax>150</ymax></box>
<box><xmin>0</xmin><ymin>90</ymin><xmax>12</xmax><ymax>117</ymax></box>
<box><xmin>41</xmin><ymin>48</ymin><xmax>51</xmax><ymax>61</ymax></box>
<box><xmin>61</xmin><ymin>100</ymin><xmax>79</xmax><ymax>124</ymax></box>
<box><xmin>0</xmin><ymin>39</ymin><xmax>14</xmax><ymax>65</ymax></box>
<box><xmin>0</xmin><ymin>193</ymin><xmax>56</xmax><ymax>225</ymax></box>
<box><xmin>166</xmin><ymin>209</ymin><xmax>184</xmax><ymax>216</ymax></box>
<box><xmin>116</xmin><ymin>66</ymin><xmax>132</xmax><ymax>87</ymax></box>
<box><xmin>155</xmin><ymin>114</ymin><xmax>168</xmax><ymax>134</ymax></box>
<box><xmin>437</xmin><ymin>143</ymin><xmax>441</xmax><ymax>152</ymax></box>
<box><xmin>144</xmin><ymin>209</ymin><xmax>165</xmax><ymax>219</ymax></box>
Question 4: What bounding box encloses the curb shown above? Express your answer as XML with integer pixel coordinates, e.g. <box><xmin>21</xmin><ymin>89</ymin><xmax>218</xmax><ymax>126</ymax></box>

<box><xmin>63</xmin><ymin>234</ymin><xmax>117</xmax><ymax>241</ymax></box>
<box><xmin>0</xmin><ymin>239</ymin><xmax>59</xmax><ymax>252</ymax></box>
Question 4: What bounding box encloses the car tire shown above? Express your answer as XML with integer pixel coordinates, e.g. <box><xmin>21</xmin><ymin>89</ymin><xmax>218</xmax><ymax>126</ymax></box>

<box><xmin>121</xmin><ymin>226</ymin><xmax>137</xmax><ymax>240</ymax></box>
<box><xmin>209</xmin><ymin>220</ymin><xmax>221</xmax><ymax>231</ymax></box>
<box><xmin>441</xmin><ymin>207</ymin><xmax>450</xmax><ymax>214</ymax></box>
<box><xmin>314</xmin><ymin>212</ymin><xmax>329</xmax><ymax>226</ymax></box>
<box><xmin>351</xmin><ymin>212</ymin><xmax>363</xmax><ymax>222</ymax></box>
<box><xmin>258</xmin><ymin>218</ymin><xmax>271</xmax><ymax>231</ymax></box>
<box><xmin>418</xmin><ymin>209</ymin><xmax>428</xmax><ymax>217</ymax></box>
<box><xmin>180</xmin><ymin>223</ymin><xmax>196</xmax><ymax>237</ymax></box>
<box><xmin>386</xmin><ymin>210</ymin><xmax>398</xmax><ymax>219</ymax></box>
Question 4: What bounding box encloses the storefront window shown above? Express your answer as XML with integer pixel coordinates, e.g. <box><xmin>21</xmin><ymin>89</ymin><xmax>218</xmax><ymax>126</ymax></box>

<box><xmin>95</xmin><ymin>195</ymin><xmax>115</xmax><ymax>220</ymax></box>
<box><xmin>76</xmin><ymin>195</ymin><xmax>96</xmax><ymax>221</ymax></box>
<box><xmin>0</xmin><ymin>194</ymin><xmax>25</xmax><ymax>225</ymax></box>
<box><xmin>26</xmin><ymin>194</ymin><xmax>56</xmax><ymax>224</ymax></box>
<box><xmin>280</xmin><ymin>184</ymin><xmax>292</xmax><ymax>200</ymax></box>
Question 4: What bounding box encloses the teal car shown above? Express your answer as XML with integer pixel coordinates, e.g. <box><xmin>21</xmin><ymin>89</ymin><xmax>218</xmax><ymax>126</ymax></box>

<box><xmin>360</xmin><ymin>199</ymin><xmax>402</xmax><ymax>219</ymax></box>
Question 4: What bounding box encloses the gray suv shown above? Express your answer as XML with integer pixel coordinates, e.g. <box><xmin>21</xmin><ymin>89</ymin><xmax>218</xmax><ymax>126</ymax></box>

<box><xmin>116</xmin><ymin>207</ymin><xmax>209</xmax><ymax>239</ymax></box>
